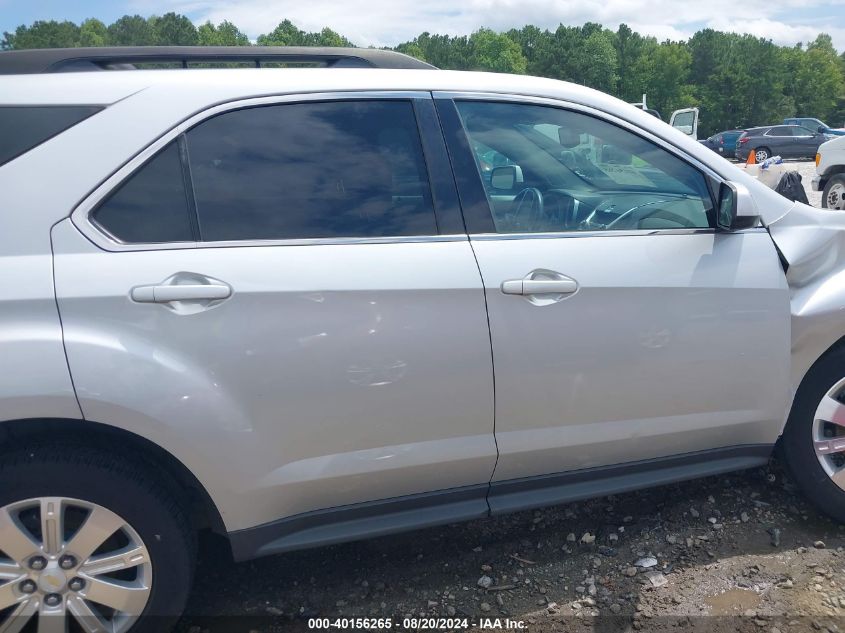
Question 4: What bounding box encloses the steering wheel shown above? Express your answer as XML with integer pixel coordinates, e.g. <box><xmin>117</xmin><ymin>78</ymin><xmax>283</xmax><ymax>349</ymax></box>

<box><xmin>508</xmin><ymin>187</ymin><xmax>545</xmax><ymax>232</ymax></box>
<box><xmin>606</xmin><ymin>200</ymin><xmax>697</xmax><ymax>230</ymax></box>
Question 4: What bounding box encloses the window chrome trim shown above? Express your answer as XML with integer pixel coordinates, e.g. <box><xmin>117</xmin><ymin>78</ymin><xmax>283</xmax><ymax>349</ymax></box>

<box><xmin>469</xmin><ymin>226</ymin><xmax>765</xmax><ymax>241</ymax></box>
<box><xmin>71</xmin><ymin>90</ymin><xmax>453</xmax><ymax>252</ymax></box>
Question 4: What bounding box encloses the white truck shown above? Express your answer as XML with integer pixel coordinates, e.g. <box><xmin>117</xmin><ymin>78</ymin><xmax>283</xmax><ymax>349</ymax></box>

<box><xmin>813</xmin><ymin>135</ymin><xmax>845</xmax><ymax>209</ymax></box>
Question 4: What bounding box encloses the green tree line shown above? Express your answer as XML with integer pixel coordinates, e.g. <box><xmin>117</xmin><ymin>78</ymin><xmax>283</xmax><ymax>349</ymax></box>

<box><xmin>3</xmin><ymin>14</ymin><xmax>844</xmax><ymax>137</ymax></box>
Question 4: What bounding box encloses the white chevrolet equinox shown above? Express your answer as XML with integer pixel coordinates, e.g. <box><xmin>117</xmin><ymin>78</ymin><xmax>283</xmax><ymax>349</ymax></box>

<box><xmin>1</xmin><ymin>46</ymin><xmax>845</xmax><ymax>632</ymax></box>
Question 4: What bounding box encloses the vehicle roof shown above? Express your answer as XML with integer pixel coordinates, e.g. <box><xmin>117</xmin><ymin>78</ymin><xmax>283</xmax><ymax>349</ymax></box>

<box><xmin>747</xmin><ymin>124</ymin><xmax>814</xmax><ymax>134</ymax></box>
<box><xmin>0</xmin><ymin>67</ymin><xmax>609</xmax><ymax>106</ymax></box>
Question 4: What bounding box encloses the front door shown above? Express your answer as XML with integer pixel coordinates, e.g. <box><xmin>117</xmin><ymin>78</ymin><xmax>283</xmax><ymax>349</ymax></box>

<box><xmin>437</xmin><ymin>95</ymin><xmax>791</xmax><ymax>505</ymax></box>
<box><xmin>52</xmin><ymin>95</ymin><xmax>497</xmax><ymax>532</ymax></box>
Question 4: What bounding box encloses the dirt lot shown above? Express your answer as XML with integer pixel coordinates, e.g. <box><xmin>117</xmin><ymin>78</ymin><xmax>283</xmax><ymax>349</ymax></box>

<box><xmin>179</xmin><ymin>460</ymin><xmax>845</xmax><ymax>633</ymax></box>
<box><xmin>178</xmin><ymin>161</ymin><xmax>835</xmax><ymax>633</ymax></box>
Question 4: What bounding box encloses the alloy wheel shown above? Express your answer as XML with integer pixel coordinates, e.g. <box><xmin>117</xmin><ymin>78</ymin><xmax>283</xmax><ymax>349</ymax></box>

<box><xmin>755</xmin><ymin>149</ymin><xmax>769</xmax><ymax>162</ymax></box>
<box><xmin>813</xmin><ymin>377</ymin><xmax>845</xmax><ymax>489</ymax></box>
<box><xmin>0</xmin><ymin>497</ymin><xmax>151</xmax><ymax>633</ymax></box>
<box><xmin>826</xmin><ymin>182</ymin><xmax>845</xmax><ymax>210</ymax></box>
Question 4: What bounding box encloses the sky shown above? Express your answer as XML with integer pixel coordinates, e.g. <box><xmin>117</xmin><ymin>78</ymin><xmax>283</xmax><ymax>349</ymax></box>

<box><xmin>2</xmin><ymin>0</ymin><xmax>845</xmax><ymax>50</ymax></box>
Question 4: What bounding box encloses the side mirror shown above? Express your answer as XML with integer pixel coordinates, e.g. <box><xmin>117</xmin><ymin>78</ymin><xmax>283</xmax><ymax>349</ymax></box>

<box><xmin>490</xmin><ymin>165</ymin><xmax>524</xmax><ymax>190</ymax></box>
<box><xmin>717</xmin><ymin>181</ymin><xmax>760</xmax><ymax>231</ymax></box>
<box><xmin>818</xmin><ymin>126</ymin><xmax>826</xmax><ymax>134</ymax></box>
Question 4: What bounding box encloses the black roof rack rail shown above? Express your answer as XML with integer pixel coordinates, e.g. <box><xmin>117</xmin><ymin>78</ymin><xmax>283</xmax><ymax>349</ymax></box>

<box><xmin>0</xmin><ymin>46</ymin><xmax>436</xmax><ymax>74</ymax></box>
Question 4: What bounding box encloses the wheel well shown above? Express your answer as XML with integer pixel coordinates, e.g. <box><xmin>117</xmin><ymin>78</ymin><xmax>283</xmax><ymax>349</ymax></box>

<box><xmin>0</xmin><ymin>417</ymin><xmax>227</xmax><ymax>538</ymax></box>
<box><xmin>821</xmin><ymin>166</ymin><xmax>845</xmax><ymax>189</ymax></box>
<box><xmin>788</xmin><ymin>332</ymin><xmax>845</xmax><ymax>425</ymax></box>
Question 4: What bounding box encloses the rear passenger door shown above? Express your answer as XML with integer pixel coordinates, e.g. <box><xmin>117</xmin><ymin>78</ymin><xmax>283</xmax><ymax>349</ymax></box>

<box><xmin>51</xmin><ymin>94</ymin><xmax>497</xmax><ymax>533</ymax></box>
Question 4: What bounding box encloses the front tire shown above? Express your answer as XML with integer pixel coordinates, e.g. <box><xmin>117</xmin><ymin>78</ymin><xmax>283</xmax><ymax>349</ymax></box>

<box><xmin>755</xmin><ymin>147</ymin><xmax>771</xmax><ymax>162</ymax></box>
<box><xmin>783</xmin><ymin>347</ymin><xmax>845</xmax><ymax>523</ymax></box>
<box><xmin>0</xmin><ymin>442</ymin><xmax>195</xmax><ymax>632</ymax></box>
<box><xmin>823</xmin><ymin>174</ymin><xmax>845</xmax><ymax>209</ymax></box>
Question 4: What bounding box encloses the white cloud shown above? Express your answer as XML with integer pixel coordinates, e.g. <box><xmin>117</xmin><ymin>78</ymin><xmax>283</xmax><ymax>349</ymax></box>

<box><xmin>127</xmin><ymin>0</ymin><xmax>845</xmax><ymax>50</ymax></box>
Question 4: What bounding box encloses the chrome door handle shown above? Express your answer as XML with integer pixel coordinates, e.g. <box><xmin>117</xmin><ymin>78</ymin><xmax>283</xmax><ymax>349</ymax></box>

<box><xmin>131</xmin><ymin>283</ymin><xmax>231</xmax><ymax>303</ymax></box>
<box><xmin>501</xmin><ymin>278</ymin><xmax>578</xmax><ymax>295</ymax></box>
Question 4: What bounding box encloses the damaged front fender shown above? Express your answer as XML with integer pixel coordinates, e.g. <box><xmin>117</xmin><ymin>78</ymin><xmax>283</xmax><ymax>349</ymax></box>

<box><xmin>768</xmin><ymin>202</ymin><xmax>845</xmax><ymax>390</ymax></box>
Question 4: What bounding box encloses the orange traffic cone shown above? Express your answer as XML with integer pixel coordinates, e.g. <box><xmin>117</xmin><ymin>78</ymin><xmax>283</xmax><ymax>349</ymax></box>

<box><xmin>746</xmin><ymin>149</ymin><xmax>756</xmax><ymax>166</ymax></box>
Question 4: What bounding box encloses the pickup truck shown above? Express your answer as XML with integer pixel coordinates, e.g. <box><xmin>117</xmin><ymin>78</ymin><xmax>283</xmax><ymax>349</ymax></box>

<box><xmin>812</xmin><ymin>135</ymin><xmax>845</xmax><ymax>208</ymax></box>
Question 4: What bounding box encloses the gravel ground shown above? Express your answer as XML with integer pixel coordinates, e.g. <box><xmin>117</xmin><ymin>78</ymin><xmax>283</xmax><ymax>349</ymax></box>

<box><xmin>794</xmin><ymin>161</ymin><xmax>823</xmax><ymax>208</ymax></box>
<box><xmin>177</xmin><ymin>159</ymin><xmax>833</xmax><ymax>633</ymax></box>
<box><xmin>178</xmin><ymin>460</ymin><xmax>845</xmax><ymax>633</ymax></box>
<box><xmin>731</xmin><ymin>158</ymin><xmax>820</xmax><ymax>207</ymax></box>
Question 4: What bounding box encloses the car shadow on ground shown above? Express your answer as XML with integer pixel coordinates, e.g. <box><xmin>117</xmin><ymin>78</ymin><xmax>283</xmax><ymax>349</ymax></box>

<box><xmin>177</xmin><ymin>457</ymin><xmax>845</xmax><ymax>633</ymax></box>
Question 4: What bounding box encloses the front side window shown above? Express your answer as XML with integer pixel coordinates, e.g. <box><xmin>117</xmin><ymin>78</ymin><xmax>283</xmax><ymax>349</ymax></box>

<box><xmin>186</xmin><ymin>100</ymin><xmax>437</xmax><ymax>242</ymax></box>
<box><xmin>455</xmin><ymin>101</ymin><xmax>713</xmax><ymax>233</ymax></box>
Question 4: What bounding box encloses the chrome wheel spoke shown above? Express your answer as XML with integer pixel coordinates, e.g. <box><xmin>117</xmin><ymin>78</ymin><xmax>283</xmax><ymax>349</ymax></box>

<box><xmin>0</xmin><ymin>561</ymin><xmax>22</xmax><ymax>582</ymax></box>
<box><xmin>0</xmin><ymin>508</ymin><xmax>38</xmax><ymax>562</ymax></box>
<box><xmin>80</xmin><ymin>577</ymin><xmax>149</xmax><ymax>614</ymax></box>
<box><xmin>65</xmin><ymin>507</ymin><xmax>124</xmax><ymax>563</ymax></box>
<box><xmin>80</xmin><ymin>545</ymin><xmax>147</xmax><ymax>577</ymax></box>
<box><xmin>66</xmin><ymin>595</ymin><xmax>108</xmax><ymax>633</ymax></box>
<box><xmin>0</xmin><ymin>597</ymin><xmax>37</xmax><ymax>633</ymax></box>
<box><xmin>0</xmin><ymin>580</ymin><xmax>25</xmax><ymax>610</ymax></box>
<box><xmin>815</xmin><ymin>438</ymin><xmax>845</xmax><ymax>456</ymax></box>
<box><xmin>831</xmin><ymin>468</ymin><xmax>845</xmax><ymax>488</ymax></box>
<box><xmin>37</xmin><ymin>603</ymin><xmax>67</xmax><ymax>633</ymax></box>
<box><xmin>39</xmin><ymin>498</ymin><xmax>65</xmax><ymax>557</ymax></box>
<box><xmin>816</xmin><ymin>394</ymin><xmax>845</xmax><ymax>427</ymax></box>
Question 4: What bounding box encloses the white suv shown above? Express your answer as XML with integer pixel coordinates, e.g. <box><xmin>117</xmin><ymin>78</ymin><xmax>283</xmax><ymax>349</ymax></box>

<box><xmin>0</xmin><ymin>46</ymin><xmax>844</xmax><ymax>632</ymax></box>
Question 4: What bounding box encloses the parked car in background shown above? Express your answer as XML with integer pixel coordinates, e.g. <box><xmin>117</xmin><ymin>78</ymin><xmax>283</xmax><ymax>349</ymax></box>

<box><xmin>736</xmin><ymin>125</ymin><xmax>829</xmax><ymax>162</ymax></box>
<box><xmin>700</xmin><ymin>129</ymin><xmax>745</xmax><ymax>158</ymax></box>
<box><xmin>812</xmin><ymin>135</ymin><xmax>845</xmax><ymax>208</ymax></box>
<box><xmin>784</xmin><ymin>117</ymin><xmax>845</xmax><ymax>137</ymax></box>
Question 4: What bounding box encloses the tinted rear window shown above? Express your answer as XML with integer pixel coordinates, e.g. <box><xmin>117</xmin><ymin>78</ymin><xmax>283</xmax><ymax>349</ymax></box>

<box><xmin>92</xmin><ymin>141</ymin><xmax>194</xmax><ymax>243</ymax></box>
<box><xmin>0</xmin><ymin>105</ymin><xmax>102</xmax><ymax>166</ymax></box>
<box><xmin>185</xmin><ymin>100</ymin><xmax>438</xmax><ymax>241</ymax></box>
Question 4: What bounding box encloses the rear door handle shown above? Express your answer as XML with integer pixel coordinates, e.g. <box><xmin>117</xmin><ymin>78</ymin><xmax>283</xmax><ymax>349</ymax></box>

<box><xmin>131</xmin><ymin>283</ymin><xmax>231</xmax><ymax>303</ymax></box>
<box><xmin>501</xmin><ymin>278</ymin><xmax>578</xmax><ymax>295</ymax></box>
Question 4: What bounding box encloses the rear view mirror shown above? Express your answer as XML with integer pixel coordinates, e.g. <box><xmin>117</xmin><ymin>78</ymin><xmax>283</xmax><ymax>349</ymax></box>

<box><xmin>717</xmin><ymin>181</ymin><xmax>760</xmax><ymax>231</ymax></box>
<box><xmin>558</xmin><ymin>127</ymin><xmax>581</xmax><ymax>148</ymax></box>
<box><xmin>490</xmin><ymin>165</ymin><xmax>524</xmax><ymax>190</ymax></box>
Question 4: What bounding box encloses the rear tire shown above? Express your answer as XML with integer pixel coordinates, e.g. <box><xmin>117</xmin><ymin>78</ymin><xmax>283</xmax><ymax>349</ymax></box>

<box><xmin>782</xmin><ymin>347</ymin><xmax>845</xmax><ymax>523</ymax></box>
<box><xmin>0</xmin><ymin>442</ymin><xmax>195</xmax><ymax>632</ymax></box>
<box><xmin>822</xmin><ymin>174</ymin><xmax>845</xmax><ymax>210</ymax></box>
